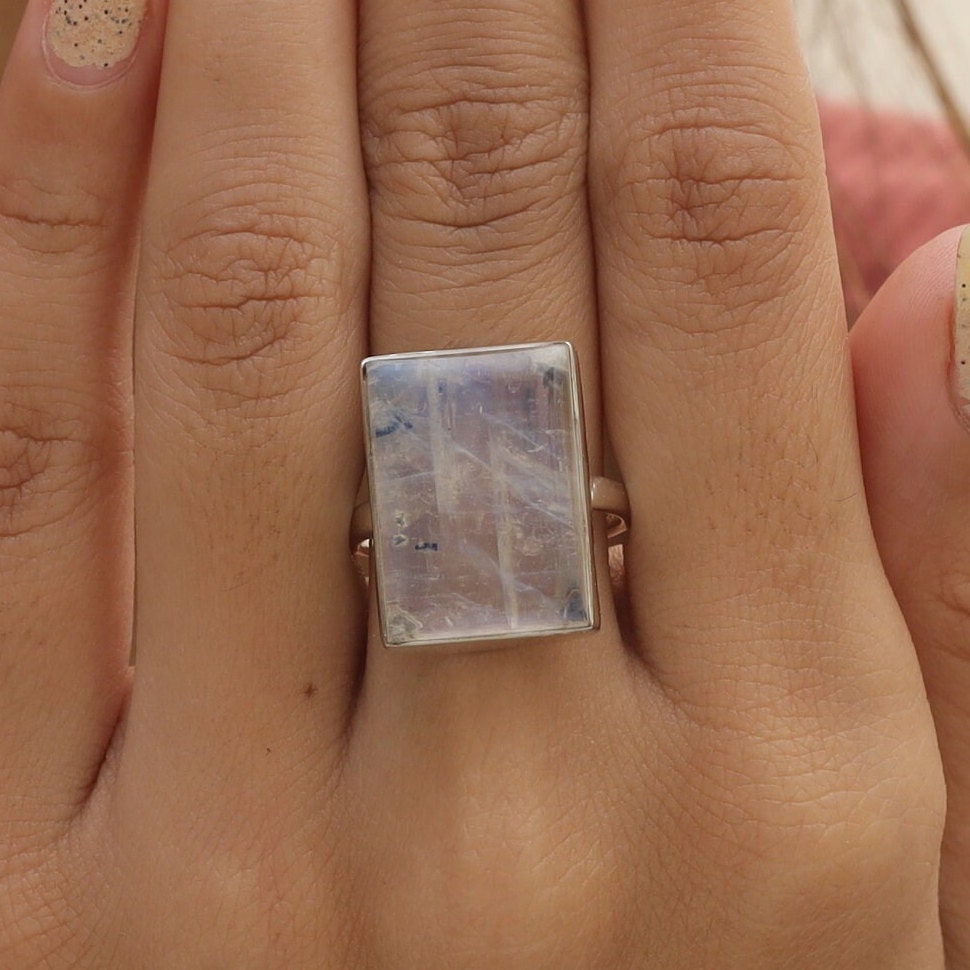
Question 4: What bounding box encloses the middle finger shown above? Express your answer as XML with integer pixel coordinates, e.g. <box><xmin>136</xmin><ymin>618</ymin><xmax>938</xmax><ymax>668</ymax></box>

<box><xmin>357</xmin><ymin>0</ymin><xmax>627</xmax><ymax>732</ymax></box>
<box><xmin>360</xmin><ymin>0</ymin><xmax>593</xmax><ymax>365</ymax></box>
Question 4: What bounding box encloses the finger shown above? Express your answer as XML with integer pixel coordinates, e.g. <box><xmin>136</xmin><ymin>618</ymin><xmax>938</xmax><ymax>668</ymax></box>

<box><xmin>852</xmin><ymin>226</ymin><xmax>970</xmax><ymax>965</ymax></box>
<box><xmin>586</xmin><ymin>0</ymin><xmax>904</xmax><ymax>688</ymax></box>
<box><xmin>356</xmin><ymin>0</ymin><xmax>627</xmax><ymax>741</ymax></box>
<box><xmin>360</xmin><ymin>0</ymin><xmax>595</xmax><ymax>377</ymax></box>
<box><xmin>125</xmin><ymin>0</ymin><xmax>369</xmax><ymax>788</ymax></box>
<box><xmin>0</xmin><ymin>0</ymin><xmax>162</xmax><ymax>820</ymax></box>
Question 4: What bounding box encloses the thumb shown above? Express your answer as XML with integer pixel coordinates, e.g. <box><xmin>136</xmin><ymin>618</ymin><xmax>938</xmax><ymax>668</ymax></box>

<box><xmin>851</xmin><ymin>223</ymin><xmax>970</xmax><ymax>964</ymax></box>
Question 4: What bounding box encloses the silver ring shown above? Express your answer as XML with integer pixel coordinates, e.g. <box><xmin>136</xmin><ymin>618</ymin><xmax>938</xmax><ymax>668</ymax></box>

<box><xmin>353</xmin><ymin>342</ymin><xmax>629</xmax><ymax>649</ymax></box>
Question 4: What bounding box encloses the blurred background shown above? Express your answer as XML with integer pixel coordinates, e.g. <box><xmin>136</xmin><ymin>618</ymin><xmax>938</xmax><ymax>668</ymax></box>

<box><xmin>798</xmin><ymin>0</ymin><xmax>968</xmax><ymax>116</ymax></box>
<box><xmin>0</xmin><ymin>0</ymin><xmax>968</xmax><ymax>320</ymax></box>
<box><xmin>798</xmin><ymin>0</ymin><xmax>970</xmax><ymax>318</ymax></box>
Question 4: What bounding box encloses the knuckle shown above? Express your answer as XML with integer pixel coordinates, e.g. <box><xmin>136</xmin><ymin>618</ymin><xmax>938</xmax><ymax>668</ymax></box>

<box><xmin>363</xmin><ymin>67</ymin><xmax>585</xmax><ymax>237</ymax></box>
<box><xmin>0</xmin><ymin>404</ymin><xmax>97</xmax><ymax>542</ymax></box>
<box><xmin>364</xmin><ymin>754</ymin><xmax>627</xmax><ymax>965</ymax></box>
<box><xmin>149</xmin><ymin>182</ymin><xmax>361</xmax><ymax>405</ymax></box>
<box><xmin>0</xmin><ymin>175</ymin><xmax>110</xmax><ymax>260</ymax></box>
<box><xmin>689</xmin><ymin>724</ymin><xmax>945</xmax><ymax>947</ymax></box>
<box><xmin>597</xmin><ymin>105</ymin><xmax>821</xmax><ymax>325</ymax></box>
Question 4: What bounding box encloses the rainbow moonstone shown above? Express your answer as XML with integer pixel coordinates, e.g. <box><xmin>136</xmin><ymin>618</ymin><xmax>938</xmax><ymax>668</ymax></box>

<box><xmin>362</xmin><ymin>343</ymin><xmax>596</xmax><ymax>648</ymax></box>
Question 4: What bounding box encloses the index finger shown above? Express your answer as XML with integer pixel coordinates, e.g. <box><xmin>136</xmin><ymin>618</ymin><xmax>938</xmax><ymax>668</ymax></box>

<box><xmin>125</xmin><ymin>0</ymin><xmax>369</xmax><ymax>809</ymax></box>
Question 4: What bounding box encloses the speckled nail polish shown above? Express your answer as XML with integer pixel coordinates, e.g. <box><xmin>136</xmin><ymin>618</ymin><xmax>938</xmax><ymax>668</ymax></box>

<box><xmin>46</xmin><ymin>0</ymin><xmax>147</xmax><ymax>75</ymax></box>
<box><xmin>953</xmin><ymin>226</ymin><xmax>970</xmax><ymax>415</ymax></box>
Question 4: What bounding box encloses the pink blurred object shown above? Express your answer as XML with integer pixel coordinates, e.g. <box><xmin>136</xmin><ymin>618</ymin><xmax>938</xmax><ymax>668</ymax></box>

<box><xmin>819</xmin><ymin>100</ymin><xmax>970</xmax><ymax>321</ymax></box>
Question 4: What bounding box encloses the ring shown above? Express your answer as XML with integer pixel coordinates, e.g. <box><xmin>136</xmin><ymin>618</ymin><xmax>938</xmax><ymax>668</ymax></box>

<box><xmin>352</xmin><ymin>343</ymin><xmax>629</xmax><ymax>648</ymax></box>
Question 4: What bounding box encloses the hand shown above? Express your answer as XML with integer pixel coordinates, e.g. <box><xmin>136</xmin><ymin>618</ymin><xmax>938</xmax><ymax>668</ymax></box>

<box><xmin>0</xmin><ymin>0</ymin><xmax>951</xmax><ymax>966</ymax></box>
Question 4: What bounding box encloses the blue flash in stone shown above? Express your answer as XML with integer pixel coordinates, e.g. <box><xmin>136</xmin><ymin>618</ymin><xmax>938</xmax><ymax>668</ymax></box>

<box><xmin>361</xmin><ymin>343</ymin><xmax>597</xmax><ymax>647</ymax></box>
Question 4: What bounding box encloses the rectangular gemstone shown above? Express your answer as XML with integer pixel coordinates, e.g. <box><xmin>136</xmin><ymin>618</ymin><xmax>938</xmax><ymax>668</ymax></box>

<box><xmin>362</xmin><ymin>343</ymin><xmax>596</xmax><ymax>647</ymax></box>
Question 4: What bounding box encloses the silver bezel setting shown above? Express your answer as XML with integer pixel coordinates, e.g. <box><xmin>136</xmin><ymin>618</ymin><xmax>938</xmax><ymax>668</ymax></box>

<box><xmin>361</xmin><ymin>342</ymin><xmax>598</xmax><ymax>649</ymax></box>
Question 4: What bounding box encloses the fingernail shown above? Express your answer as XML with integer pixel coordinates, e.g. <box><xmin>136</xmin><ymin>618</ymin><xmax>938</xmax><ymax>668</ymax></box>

<box><xmin>955</xmin><ymin>226</ymin><xmax>970</xmax><ymax>415</ymax></box>
<box><xmin>45</xmin><ymin>0</ymin><xmax>148</xmax><ymax>83</ymax></box>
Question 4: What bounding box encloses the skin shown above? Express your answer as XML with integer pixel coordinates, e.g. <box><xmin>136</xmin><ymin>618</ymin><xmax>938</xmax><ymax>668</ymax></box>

<box><xmin>0</xmin><ymin>3</ymin><xmax>22</xmax><ymax>67</ymax></box>
<box><xmin>0</xmin><ymin>0</ymin><xmax>967</xmax><ymax>965</ymax></box>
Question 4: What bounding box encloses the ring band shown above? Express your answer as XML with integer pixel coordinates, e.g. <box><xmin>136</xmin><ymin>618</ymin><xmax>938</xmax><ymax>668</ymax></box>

<box><xmin>354</xmin><ymin>342</ymin><xmax>629</xmax><ymax>648</ymax></box>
